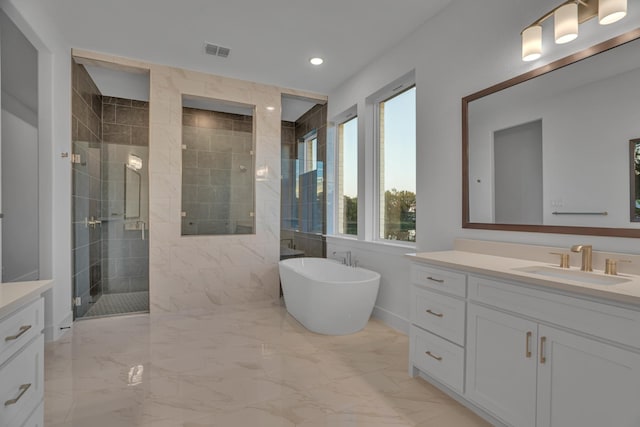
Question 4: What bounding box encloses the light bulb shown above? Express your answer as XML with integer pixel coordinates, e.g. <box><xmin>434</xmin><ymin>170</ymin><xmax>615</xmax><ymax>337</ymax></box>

<box><xmin>555</xmin><ymin>3</ymin><xmax>578</xmax><ymax>44</ymax></box>
<box><xmin>522</xmin><ymin>26</ymin><xmax>542</xmax><ymax>61</ymax></box>
<box><xmin>599</xmin><ymin>0</ymin><xmax>627</xmax><ymax>25</ymax></box>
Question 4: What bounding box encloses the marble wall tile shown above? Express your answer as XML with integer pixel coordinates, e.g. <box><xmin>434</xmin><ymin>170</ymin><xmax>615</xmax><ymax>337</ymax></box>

<box><xmin>73</xmin><ymin>50</ymin><xmax>326</xmax><ymax>312</ymax></box>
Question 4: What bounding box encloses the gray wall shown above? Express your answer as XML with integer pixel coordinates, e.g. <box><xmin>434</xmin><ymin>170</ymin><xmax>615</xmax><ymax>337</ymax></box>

<box><xmin>100</xmin><ymin>96</ymin><xmax>149</xmax><ymax>295</ymax></box>
<box><xmin>494</xmin><ymin>120</ymin><xmax>543</xmax><ymax>224</ymax></box>
<box><xmin>181</xmin><ymin>107</ymin><xmax>254</xmax><ymax>235</ymax></box>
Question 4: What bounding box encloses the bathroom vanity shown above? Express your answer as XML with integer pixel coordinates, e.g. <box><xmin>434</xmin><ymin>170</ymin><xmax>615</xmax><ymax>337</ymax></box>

<box><xmin>408</xmin><ymin>247</ymin><xmax>640</xmax><ymax>427</ymax></box>
<box><xmin>0</xmin><ymin>280</ymin><xmax>52</xmax><ymax>427</ymax></box>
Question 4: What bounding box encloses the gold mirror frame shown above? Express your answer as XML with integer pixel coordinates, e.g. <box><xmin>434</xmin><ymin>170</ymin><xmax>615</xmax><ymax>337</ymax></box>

<box><xmin>462</xmin><ymin>27</ymin><xmax>640</xmax><ymax>238</ymax></box>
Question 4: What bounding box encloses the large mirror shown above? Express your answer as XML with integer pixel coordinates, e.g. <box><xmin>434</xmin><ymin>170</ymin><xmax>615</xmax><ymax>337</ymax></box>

<box><xmin>463</xmin><ymin>28</ymin><xmax>640</xmax><ymax>238</ymax></box>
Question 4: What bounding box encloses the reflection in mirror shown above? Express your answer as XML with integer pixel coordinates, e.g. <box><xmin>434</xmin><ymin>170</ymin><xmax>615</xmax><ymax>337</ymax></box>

<box><xmin>632</xmin><ymin>139</ymin><xmax>640</xmax><ymax>222</ymax></box>
<box><xmin>463</xmin><ymin>28</ymin><xmax>640</xmax><ymax>237</ymax></box>
<box><xmin>297</xmin><ymin>129</ymin><xmax>323</xmax><ymax>233</ymax></box>
<box><xmin>181</xmin><ymin>95</ymin><xmax>255</xmax><ymax>236</ymax></box>
<box><xmin>124</xmin><ymin>163</ymin><xmax>141</xmax><ymax>219</ymax></box>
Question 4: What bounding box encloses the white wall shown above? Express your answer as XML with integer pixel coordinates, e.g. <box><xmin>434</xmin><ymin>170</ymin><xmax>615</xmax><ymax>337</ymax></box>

<box><xmin>328</xmin><ymin>0</ymin><xmax>640</xmax><ymax>327</ymax></box>
<box><xmin>1</xmin><ymin>0</ymin><xmax>73</xmax><ymax>340</ymax></box>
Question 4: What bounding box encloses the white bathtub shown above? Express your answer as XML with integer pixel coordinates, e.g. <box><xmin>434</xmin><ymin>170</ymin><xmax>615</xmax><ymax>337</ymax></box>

<box><xmin>278</xmin><ymin>257</ymin><xmax>381</xmax><ymax>335</ymax></box>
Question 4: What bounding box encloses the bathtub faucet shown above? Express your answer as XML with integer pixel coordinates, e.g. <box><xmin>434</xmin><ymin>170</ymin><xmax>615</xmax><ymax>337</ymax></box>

<box><xmin>332</xmin><ymin>250</ymin><xmax>353</xmax><ymax>267</ymax></box>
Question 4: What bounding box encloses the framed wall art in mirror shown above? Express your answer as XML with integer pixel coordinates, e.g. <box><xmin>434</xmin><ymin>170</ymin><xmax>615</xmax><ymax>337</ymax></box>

<box><xmin>463</xmin><ymin>27</ymin><xmax>640</xmax><ymax>238</ymax></box>
<box><xmin>632</xmin><ymin>139</ymin><xmax>640</xmax><ymax>222</ymax></box>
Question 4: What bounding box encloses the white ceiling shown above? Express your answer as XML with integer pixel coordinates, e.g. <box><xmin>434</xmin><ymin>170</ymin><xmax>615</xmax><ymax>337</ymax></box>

<box><xmin>38</xmin><ymin>0</ymin><xmax>453</xmax><ymax>94</ymax></box>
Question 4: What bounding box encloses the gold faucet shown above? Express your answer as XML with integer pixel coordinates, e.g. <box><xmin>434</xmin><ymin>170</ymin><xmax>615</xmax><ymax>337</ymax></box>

<box><xmin>570</xmin><ymin>245</ymin><xmax>593</xmax><ymax>272</ymax></box>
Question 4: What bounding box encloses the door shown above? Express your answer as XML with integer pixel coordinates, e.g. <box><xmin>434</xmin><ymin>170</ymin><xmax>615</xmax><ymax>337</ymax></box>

<box><xmin>536</xmin><ymin>325</ymin><xmax>640</xmax><ymax>427</ymax></box>
<box><xmin>466</xmin><ymin>303</ymin><xmax>538</xmax><ymax>427</ymax></box>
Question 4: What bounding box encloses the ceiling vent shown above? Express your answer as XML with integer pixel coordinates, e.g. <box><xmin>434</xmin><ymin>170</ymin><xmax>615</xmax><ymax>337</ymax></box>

<box><xmin>205</xmin><ymin>43</ymin><xmax>231</xmax><ymax>58</ymax></box>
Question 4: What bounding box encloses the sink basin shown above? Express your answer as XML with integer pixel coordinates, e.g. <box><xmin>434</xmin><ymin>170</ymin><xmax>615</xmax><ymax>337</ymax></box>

<box><xmin>513</xmin><ymin>266</ymin><xmax>631</xmax><ymax>285</ymax></box>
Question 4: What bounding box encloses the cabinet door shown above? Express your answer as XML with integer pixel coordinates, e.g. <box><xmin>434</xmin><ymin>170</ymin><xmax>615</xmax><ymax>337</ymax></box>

<box><xmin>466</xmin><ymin>304</ymin><xmax>538</xmax><ymax>427</ymax></box>
<box><xmin>537</xmin><ymin>325</ymin><xmax>640</xmax><ymax>427</ymax></box>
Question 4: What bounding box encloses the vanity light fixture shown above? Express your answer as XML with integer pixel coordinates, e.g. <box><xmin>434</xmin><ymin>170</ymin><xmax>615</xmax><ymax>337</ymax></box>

<box><xmin>521</xmin><ymin>0</ymin><xmax>627</xmax><ymax>61</ymax></box>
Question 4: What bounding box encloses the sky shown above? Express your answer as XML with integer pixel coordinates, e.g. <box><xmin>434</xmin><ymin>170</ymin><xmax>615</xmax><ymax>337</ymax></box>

<box><xmin>341</xmin><ymin>86</ymin><xmax>416</xmax><ymax>197</ymax></box>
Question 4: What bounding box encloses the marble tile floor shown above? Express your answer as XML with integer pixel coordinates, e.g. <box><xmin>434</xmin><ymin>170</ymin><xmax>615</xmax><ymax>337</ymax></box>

<box><xmin>44</xmin><ymin>300</ymin><xmax>491</xmax><ymax>426</ymax></box>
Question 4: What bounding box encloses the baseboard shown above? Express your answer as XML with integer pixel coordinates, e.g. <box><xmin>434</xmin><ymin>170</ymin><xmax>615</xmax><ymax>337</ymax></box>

<box><xmin>46</xmin><ymin>311</ymin><xmax>73</xmax><ymax>342</ymax></box>
<box><xmin>372</xmin><ymin>305</ymin><xmax>410</xmax><ymax>335</ymax></box>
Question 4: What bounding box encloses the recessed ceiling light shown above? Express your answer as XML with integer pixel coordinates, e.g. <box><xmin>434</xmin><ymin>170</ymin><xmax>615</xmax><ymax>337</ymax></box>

<box><xmin>309</xmin><ymin>57</ymin><xmax>324</xmax><ymax>66</ymax></box>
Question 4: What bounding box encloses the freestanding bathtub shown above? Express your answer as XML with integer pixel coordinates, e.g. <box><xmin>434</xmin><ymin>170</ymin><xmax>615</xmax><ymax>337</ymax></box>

<box><xmin>278</xmin><ymin>257</ymin><xmax>381</xmax><ymax>335</ymax></box>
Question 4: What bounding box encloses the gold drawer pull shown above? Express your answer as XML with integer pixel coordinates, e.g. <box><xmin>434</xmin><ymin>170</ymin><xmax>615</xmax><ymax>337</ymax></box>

<box><xmin>4</xmin><ymin>383</ymin><xmax>31</xmax><ymax>406</ymax></box>
<box><xmin>540</xmin><ymin>336</ymin><xmax>547</xmax><ymax>364</ymax></box>
<box><xmin>525</xmin><ymin>331</ymin><xmax>532</xmax><ymax>358</ymax></box>
<box><xmin>425</xmin><ymin>351</ymin><xmax>443</xmax><ymax>361</ymax></box>
<box><xmin>426</xmin><ymin>309</ymin><xmax>444</xmax><ymax>318</ymax></box>
<box><xmin>4</xmin><ymin>325</ymin><xmax>32</xmax><ymax>342</ymax></box>
<box><xmin>427</xmin><ymin>276</ymin><xmax>444</xmax><ymax>283</ymax></box>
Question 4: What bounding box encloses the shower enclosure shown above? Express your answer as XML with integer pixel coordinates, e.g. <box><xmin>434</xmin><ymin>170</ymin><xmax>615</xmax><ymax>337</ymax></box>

<box><xmin>71</xmin><ymin>59</ymin><xmax>150</xmax><ymax>319</ymax></box>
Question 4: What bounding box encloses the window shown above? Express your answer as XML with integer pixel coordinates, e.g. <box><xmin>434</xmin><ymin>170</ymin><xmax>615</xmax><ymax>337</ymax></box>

<box><xmin>378</xmin><ymin>86</ymin><xmax>416</xmax><ymax>242</ymax></box>
<box><xmin>337</xmin><ymin>116</ymin><xmax>358</xmax><ymax>235</ymax></box>
<box><xmin>298</xmin><ymin>130</ymin><xmax>317</xmax><ymax>174</ymax></box>
<box><xmin>296</xmin><ymin>129</ymin><xmax>323</xmax><ymax>233</ymax></box>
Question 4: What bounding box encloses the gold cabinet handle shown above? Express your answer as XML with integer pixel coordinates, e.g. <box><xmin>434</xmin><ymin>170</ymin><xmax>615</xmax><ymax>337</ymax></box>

<box><xmin>4</xmin><ymin>383</ymin><xmax>31</xmax><ymax>406</ymax></box>
<box><xmin>427</xmin><ymin>276</ymin><xmax>444</xmax><ymax>283</ymax></box>
<box><xmin>525</xmin><ymin>331</ymin><xmax>532</xmax><ymax>358</ymax></box>
<box><xmin>426</xmin><ymin>309</ymin><xmax>444</xmax><ymax>318</ymax></box>
<box><xmin>4</xmin><ymin>325</ymin><xmax>32</xmax><ymax>342</ymax></box>
<box><xmin>540</xmin><ymin>336</ymin><xmax>547</xmax><ymax>364</ymax></box>
<box><xmin>425</xmin><ymin>351</ymin><xmax>443</xmax><ymax>361</ymax></box>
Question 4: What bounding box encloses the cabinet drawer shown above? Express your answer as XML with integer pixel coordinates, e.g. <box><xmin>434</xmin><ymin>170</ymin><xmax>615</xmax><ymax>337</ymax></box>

<box><xmin>469</xmin><ymin>276</ymin><xmax>640</xmax><ymax>349</ymax></box>
<box><xmin>411</xmin><ymin>264</ymin><xmax>466</xmax><ymax>298</ymax></box>
<box><xmin>0</xmin><ymin>298</ymin><xmax>44</xmax><ymax>367</ymax></box>
<box><xmin>411</xmin><ymin>286</ymin><xmax>465</xmax><ymax>346</ymax></box>
<box><xmin>410</xmin><ymin>326</ymin><xmax>464</xmax><ymax>393</ymax></box>
<box><xmin>0</xmin><ymin>334</ymin><xmax>44</xmax><ymax>427</ymax></box>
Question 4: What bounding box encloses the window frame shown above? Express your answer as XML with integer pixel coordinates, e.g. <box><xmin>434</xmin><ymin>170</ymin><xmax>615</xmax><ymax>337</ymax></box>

<box><xmin>373</xmin><ymin>81</ymin><xmax>416</xmax><ymax>245</ymax></box>
<box><xmin>335</xmin><ymin>114</ymin><xmax>359</xmax><ymax>236</ymax></box>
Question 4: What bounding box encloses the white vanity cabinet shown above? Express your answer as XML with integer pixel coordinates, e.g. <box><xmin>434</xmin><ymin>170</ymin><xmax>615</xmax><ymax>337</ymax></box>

<box><xmin>468</xmin><ymin>275</ymin><xmax>640</xmax><ymax>427</ymax></box>
<box><xmin>536</xmin><ymin>325</ymin><xmax>640</xmax><ymax>427</ymax></box>
<box><xmin>0</xmin><ymin>281</ymin><xmax>51</xmax><ymax>427</ymax></box>
<box><xmin>409</xmin><ymin>264</ymin><xmax>467</xmax><ymax>393</ymax></box>
<box><xmin>409</xmin><ymin>256</ymin><xmax>640</xmax><ymax>427</ymax></box>
<box><xmin>466</xmin><ymin>304</ymin><xmax>538</xmax><ymax>427</ymax></box>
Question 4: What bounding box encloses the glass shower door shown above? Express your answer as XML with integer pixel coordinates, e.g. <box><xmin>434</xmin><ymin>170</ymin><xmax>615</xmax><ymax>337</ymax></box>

<box><xmin>72</xmin><ymin>141</ymin><xmax>149</xmax><ymax>319</ymax></box>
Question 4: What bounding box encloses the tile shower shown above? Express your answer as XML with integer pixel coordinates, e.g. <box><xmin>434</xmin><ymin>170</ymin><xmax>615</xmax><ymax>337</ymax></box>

<box><xmin>181</xmin><ymin>105</ymin><xmax>255</xmax><ymax>236</ymax></box>
<box><xmin>71</xmin><ymin>60</ymin><xmax>150</xmax><ymax>318</ymax></box>
<box><xmin>280</xmin><ymin>103</ymin><xmax>327</xmax><ymax>258</ymax></box>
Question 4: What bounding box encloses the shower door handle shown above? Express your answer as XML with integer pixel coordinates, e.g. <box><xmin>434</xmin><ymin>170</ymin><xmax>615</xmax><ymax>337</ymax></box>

<box><xmin>137</xmin><ymin>220</ymin><xmax>146</xmax><ymax>240</ymax></box>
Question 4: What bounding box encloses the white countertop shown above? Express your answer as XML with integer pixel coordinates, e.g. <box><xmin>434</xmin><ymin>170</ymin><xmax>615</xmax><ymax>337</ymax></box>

<box><xmin>408</xmin><ymin>251</ymin><xmax>640</xmax><ymax>307</ymax></box>
<box><xmin>0</xmin><ymin>280</ymin><xmax>53</xmax><ymax>319</ymax></box>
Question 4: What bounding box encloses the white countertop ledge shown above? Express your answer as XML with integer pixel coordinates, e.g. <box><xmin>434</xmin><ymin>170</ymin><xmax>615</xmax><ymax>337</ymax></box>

<box><xmin>0</xmin><ymin>280</ymin><xmax>53</xmax><ymax>319</ymax></box>
<box><xmin>407</xmin><ymin>251</ymin><xmax>640</xmax><ymax>308</ymax></box>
